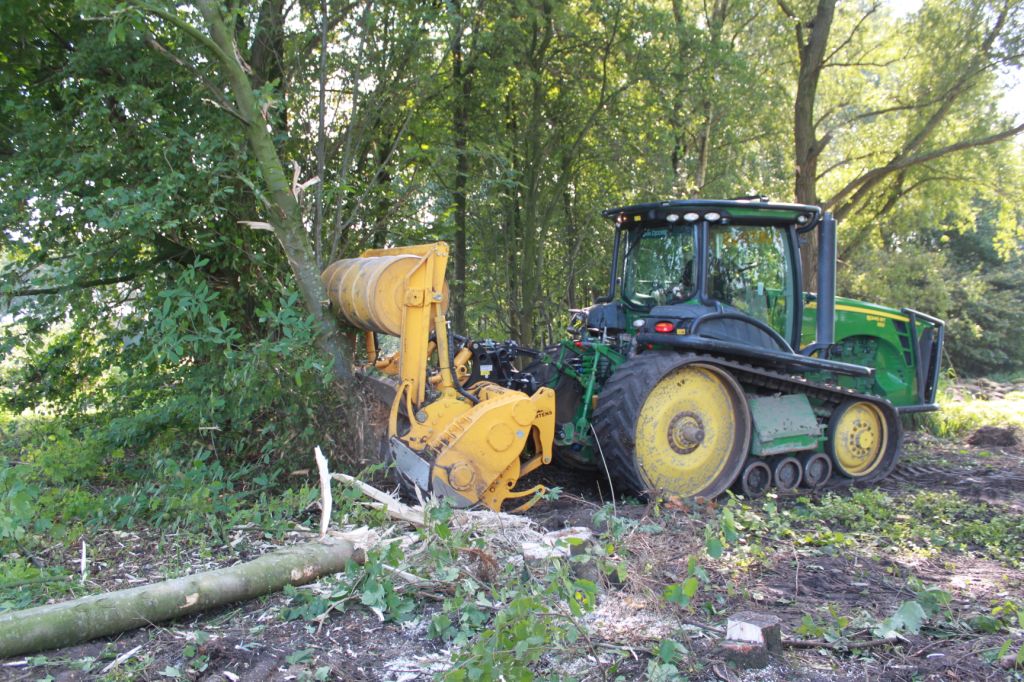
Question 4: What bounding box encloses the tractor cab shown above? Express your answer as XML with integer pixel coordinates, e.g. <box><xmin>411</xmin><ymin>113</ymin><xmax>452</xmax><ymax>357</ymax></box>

<box><xmin>618</xmin><ymin>206</ymin><xmax>803</xmax><ymax>349</ymax></box>
<box><xmin>591</xmin><ymin>198</ymin><xmax>942</xmax><ymax>408</ymax></box>
<box><xmin>596</xmin><ymin>199</ymin><xmax>824</xmax><ymax>365</ymax></box>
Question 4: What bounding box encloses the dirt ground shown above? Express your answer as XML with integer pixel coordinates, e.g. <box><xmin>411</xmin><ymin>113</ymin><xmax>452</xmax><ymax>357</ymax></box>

<box><xmin>1</xmin><ymin>427</ymin><xmax>1022</xmax><ymax>682</ymax></box>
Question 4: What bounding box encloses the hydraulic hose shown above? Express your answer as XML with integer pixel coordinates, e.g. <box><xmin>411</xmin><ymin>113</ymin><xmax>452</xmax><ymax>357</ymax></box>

<box><xmin>448</xmin><ymin>327</ymin><xmax>480</xmax><ymax>405</ymax></box>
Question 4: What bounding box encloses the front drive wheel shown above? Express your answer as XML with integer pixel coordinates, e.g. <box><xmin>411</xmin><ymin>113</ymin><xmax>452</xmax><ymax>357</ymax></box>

<box><xmin>826</xmin><ymin>399</ymin><xmax>901</xmax><ymax>481</ymax></box>
<box><xmin>592</xmin><ymin>352</ymin><xmax>751</xmax><ymax>499</ymax></box>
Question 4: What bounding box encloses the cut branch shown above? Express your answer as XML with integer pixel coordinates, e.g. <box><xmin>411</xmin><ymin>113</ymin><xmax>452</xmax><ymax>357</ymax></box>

<box><xmin>332</xmin><ymin>472</ymin><xmax>426</xmax><ymax>526</ymax></box>
<box><xmin>783</xmin><ymin>635</ymin><xmax>897</xmax><ymax>650</ymax></box>
<box><xmin>0</xmin><ymin>539</ymin><xmax>359</xmax><ymax>658</ymax></box>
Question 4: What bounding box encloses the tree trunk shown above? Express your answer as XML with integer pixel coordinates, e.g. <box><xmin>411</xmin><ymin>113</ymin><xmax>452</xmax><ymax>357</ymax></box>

<box><xmin>313</xmin><ymin>0</ymin><xmax>328</xmax><ymax>269</ymax></box>
<box><xmin>451</xmin><ymin>7</ymin><xmax>470</xmax><ymax>336</ymax></box>
<box><xmin>692</xmin><ymin>0</ymin><xmax>728</xmax><ymax>194</ymax></box>
<box><xmin>669</xmin><ymin>0</ymin><xmax>690</xmax><ymax>190</ymax></box>
<box><xmin>789</xmin><ymin>0</ymin><xmax>836</xmax><ymax>290</ymax></box>
<box><xmin>195</xmin><ymin>0</ymin><xmax>353</xmax><ymax>380</ymax></box>
<box><xmin>0</xmin><ymin>539</ymin><xmax>358</xmax><ymax>659</ymax></box>
<box><xmin>693</xmin><ymin>100</ymin><xmax>714</xmax><ymax>193</ymax></box>
<box><xmin>513</xmin><ymin>4</ymin><xmax>555</xmax><ymax>350</ymax></box>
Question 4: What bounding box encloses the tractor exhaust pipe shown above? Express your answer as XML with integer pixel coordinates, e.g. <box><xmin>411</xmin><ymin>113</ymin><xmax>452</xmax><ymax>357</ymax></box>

<box><xmin>815</xmin><ymin>212</ymin><xmax>837</xmax><ymax>355</ymax></box>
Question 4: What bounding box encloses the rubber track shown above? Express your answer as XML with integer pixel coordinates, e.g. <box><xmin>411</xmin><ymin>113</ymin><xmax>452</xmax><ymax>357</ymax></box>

<box><xmin>591</xmin><ymin>352</ymin><xmax>689</xmax><ymax>495</ymax></box>
<box><xmin>590</xmin><ymin>351</ymin><xmax>903</xmax><ymax>498</ymax></box>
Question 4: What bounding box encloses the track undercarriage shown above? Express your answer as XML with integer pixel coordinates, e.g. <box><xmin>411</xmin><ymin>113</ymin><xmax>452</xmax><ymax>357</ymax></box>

<box><xmin>517</xmin><ymin>344</ymin><xmax>904</xmax><ymax>502</ymax></box>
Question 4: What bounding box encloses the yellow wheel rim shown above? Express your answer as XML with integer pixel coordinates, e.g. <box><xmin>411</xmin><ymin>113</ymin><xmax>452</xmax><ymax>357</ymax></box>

<box><xmin>832</xmin><ymin>402</ymin><xmax>888</xmax><ymax>477</ymax></box>
<box><xmin>634</xmin><ymin>364</ymin><xmax>747</xmax><ymax>497</ymax></box>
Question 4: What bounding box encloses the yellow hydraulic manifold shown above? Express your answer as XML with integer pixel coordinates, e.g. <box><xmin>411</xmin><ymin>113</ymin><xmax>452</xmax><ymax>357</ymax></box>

<box><xmin>321</xmin><ymin>242</ymin><xmax>555</xmax><ymax>512</ymax></box>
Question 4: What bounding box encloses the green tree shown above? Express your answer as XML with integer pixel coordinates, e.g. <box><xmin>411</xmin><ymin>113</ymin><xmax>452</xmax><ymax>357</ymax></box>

<box><xmin>776</xmin><ymin>0</ymin><xmax>1024</xmax><ymax>280</ymax></box>
<box><xmin>119</xmin><ymin>0</ymin><xmax>355</xmax><ymax>379</ymax></box>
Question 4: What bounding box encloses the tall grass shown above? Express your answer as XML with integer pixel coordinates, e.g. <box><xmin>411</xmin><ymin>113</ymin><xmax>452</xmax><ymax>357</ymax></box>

<box><xmin>926</xmin><ymin>386</ymin><xmax>1024</xmax><ymax>438</ymax></box>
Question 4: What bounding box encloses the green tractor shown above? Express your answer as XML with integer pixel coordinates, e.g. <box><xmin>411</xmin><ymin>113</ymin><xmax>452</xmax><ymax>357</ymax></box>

<box><xmin>518</xmin><ymin>198</ymin><xmax>944</xmax><ymax>498</ymax></box>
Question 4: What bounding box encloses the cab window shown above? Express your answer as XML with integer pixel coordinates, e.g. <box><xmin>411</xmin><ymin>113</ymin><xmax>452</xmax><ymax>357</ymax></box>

<box><xmin>707</xmin><ymin>224</ymin><xmax>794</xmax><ymax>338</ymax></box>
<box><xmin>622</xmin><ymin>225</ymin><xmax>697</xmax><ymax>308</ymax></box>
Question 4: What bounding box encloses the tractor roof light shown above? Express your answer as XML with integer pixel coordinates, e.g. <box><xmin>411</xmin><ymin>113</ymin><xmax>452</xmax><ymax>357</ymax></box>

<box><xmin>796</xmin><ymin>214</ymin><xmax>809</xmax><ymax>224</ymax></box>
<box><xmin>654</xmin><ymin>321</ymin><xmax>675</xmax><ymax>333</ymax></box>
<box><xmin>704</xmin><ymin>211</ymin><xmax>721</xmax><ymax>222</ymax></box>
<box><xmin>666</xmin><ymin>213</ymin><xmax>679</xmax><ymax>223</ymax></box>
<box><xmin>683</xmin><ymin>212</ymin><xmax>700</xmax><ymax>222</ymax></box>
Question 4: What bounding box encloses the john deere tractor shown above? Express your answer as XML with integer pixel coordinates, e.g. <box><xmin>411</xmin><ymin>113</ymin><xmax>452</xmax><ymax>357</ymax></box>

<box><xmin>322</xmin><ymin>198</ymin><xmax>944</xmax><ymax>510</ymax></box>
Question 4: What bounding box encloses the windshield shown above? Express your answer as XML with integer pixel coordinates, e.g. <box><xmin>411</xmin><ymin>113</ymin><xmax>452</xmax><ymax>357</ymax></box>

<box><xmin>708</xmin><ymin>224</ymin><xmax>794</xmax><ymax>337</ymax></box>
<box><xmin>622</xmin><ymin>225</ymin><xmax>696</xmax><ymax>307</ymax></box>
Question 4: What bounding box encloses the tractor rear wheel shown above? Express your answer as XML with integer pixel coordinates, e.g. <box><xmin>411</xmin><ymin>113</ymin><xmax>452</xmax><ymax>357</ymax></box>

<box><xmin>592</xmin><ymin>352</ymin><xmax>751</xmax><ymax>499</ymax></box>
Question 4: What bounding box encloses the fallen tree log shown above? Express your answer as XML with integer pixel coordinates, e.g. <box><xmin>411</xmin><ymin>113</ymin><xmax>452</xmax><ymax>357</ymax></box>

<box><xmin>0</xmin><ymin>538</ymin><xmax>359</xmax><ymax>659</ymax></box>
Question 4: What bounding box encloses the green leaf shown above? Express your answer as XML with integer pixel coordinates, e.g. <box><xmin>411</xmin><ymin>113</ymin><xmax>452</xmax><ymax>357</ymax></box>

<box><xmin>706</xmin><ymin>537</ymin><xmax>723</xmax><ymax>559</ymax></box>
<box><xmin>360</xmin><ymin>581</ymin><xmax>385</xmax><ymax>607</ymax></box>
<box><xmin>874</xmin><ymin>600</ymin><xmax>927</xmax><ymax>638</ymax></box>
<box><xmin>968</xmin><ymin>614</ymin><xmax>1001</xmax><ymax>633</ymax></box>
<box><xmin>721</xmin><ymin>510</ymin><xmax>739</xmax><ymax>543</ymax></box>
<box><xmin>893</xmin><ymin>600</ymin><xmax>927</xmax><ymax>634</ymax></box>
<box><xmin>663</xmin><ymin>578</ymin><xmax>699</xmax><ymax>608</ymax></box>
<box><xmin>429</xmin><ymin>613</ymin><xmax>452</xmax><ymax>639</ymax></box>
<box><xmin>657</xmin><ymin>639</ymin><xmax>683</xmax><ymax>664</ymax></box>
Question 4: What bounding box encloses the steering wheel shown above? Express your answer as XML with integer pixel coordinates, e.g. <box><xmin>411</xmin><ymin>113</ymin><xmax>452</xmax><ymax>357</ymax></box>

<box><xmin>735</xmin><ymin>261</ymin><xmax>759</xmax><ymax>275</ymax></box>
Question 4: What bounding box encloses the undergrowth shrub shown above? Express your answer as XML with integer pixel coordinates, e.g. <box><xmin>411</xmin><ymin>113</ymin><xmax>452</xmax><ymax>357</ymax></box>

<box><xmin>791</xmin><ymin>489</ymin><xmax>1024</xmax><ymax>567</ymax></box>
<box><xmin>0</xmin><ymin>268</ymin><xmax>375</xmax><ymax>565</ymax></box>
<box><xmin>925</xmin><ymin>387</ymin><xmax>1024</xmax><ymax>437</ymax></box>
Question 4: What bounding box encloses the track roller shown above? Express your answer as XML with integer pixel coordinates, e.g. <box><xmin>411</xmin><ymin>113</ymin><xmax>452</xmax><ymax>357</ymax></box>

<box><xmin>735</xmin><ymin>460</ymin><xmax>772</xmax><ymax>498</ymax></box>
<box><xmin>771</xmin><ymin>456</ymin><xmax>802</xmax><ymax>493</ymax></box>
<box><xmin>798</xmin><ymin>452</ymin><xmax>832</xmax><ymax>489</ymax></box>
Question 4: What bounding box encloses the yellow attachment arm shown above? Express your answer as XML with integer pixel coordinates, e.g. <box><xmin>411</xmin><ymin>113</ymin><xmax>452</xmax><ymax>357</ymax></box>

<box><xmin>429</xmin><ymin>385</ymin><xmax>555</xmax><ymax>511</ymax></box>
<box><xmin>322</xmin><ymin>243</ymin><xmax>452</xmax><ymax>409</ymax></box>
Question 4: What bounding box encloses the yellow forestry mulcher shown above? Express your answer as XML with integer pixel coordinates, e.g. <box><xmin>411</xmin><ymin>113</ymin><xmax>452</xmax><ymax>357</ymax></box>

<box><xmin>322</xmin><ymin>243</ymin><xmax>556</xmax><ymax>511</ymax></box>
